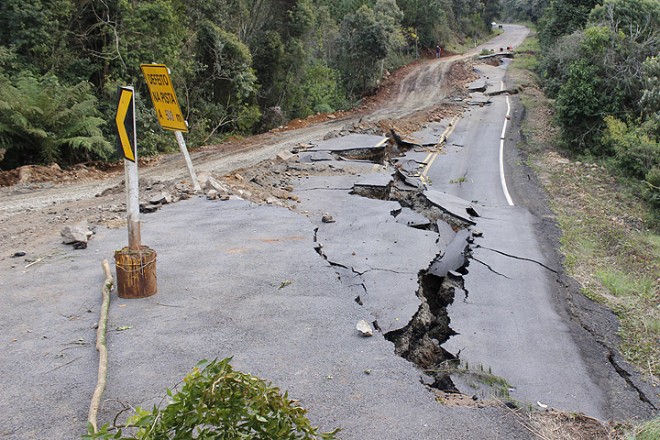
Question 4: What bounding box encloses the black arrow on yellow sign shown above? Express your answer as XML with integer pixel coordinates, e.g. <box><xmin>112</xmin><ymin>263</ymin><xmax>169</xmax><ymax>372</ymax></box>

<box><xmin>115</xmin><ymin>87</ymin><xmax>136</xmax><ymax>162</ymax></box>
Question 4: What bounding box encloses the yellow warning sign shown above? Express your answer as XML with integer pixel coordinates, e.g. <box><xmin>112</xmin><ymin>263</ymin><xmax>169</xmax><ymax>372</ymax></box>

<box><xmin>140</xmin><ymin>64</ymin><xmax>188</xmax><ymax>132</ymax></box>
<box><xmin>115</xmin><ymin>87</ymin><xmax>136</xmax><ymax>162</ymax></box>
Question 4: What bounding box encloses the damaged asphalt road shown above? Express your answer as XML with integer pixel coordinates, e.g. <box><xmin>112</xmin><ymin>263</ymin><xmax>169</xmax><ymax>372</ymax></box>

<box><xmin>0</xmin><ymin>169</ymin><xmax>533</xmax><ymax>440</ymax></box>
<box><xmin>290</xmin><ymin>132</ymin><xmax>655</xmax><ymax>421</ymax></box>
<box><xmin>1</xmin><ymin>24</ymin><xmax>657</xmax><ymax>440</ymax></box>
<box><xmin>399</xmin><ymin>61</ymin><xmax>659</xmax><ymax>419</ymax></box>
<box><xmin>292</xmin><ymin>56</ymin><xmax>659</xmax><ymax>422</ymax></box>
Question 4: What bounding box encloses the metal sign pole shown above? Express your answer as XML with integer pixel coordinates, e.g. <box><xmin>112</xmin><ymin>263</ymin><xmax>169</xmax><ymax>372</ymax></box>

<box><xmin>125</xmin><ymin>86</ymin><xmax>141</xmax><ymax>250</ymax></box>
<box><xmin>175</xmin><ymin>130</ymin><xmax>201</xmax><ymax>192</ymax></box>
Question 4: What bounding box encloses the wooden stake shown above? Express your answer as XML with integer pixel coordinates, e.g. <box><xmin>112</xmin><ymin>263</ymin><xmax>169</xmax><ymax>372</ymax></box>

<box><xmin>88</xmin><ymin>259</ymin><xmax>113</xmax><ymax>433</ymax></box>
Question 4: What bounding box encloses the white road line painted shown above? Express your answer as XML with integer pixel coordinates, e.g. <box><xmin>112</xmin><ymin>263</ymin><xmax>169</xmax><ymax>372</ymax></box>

<box><xmin>499</xmin><ymin>93</ymin><xmax>515</xmax><ymax>206</ymax></box>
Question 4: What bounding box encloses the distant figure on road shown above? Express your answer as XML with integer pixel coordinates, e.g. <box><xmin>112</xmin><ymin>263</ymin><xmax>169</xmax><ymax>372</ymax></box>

<box><xmin>435</xmin><ymin>45</ymin><xmax>441</xmax><ymax>58</ymax></box>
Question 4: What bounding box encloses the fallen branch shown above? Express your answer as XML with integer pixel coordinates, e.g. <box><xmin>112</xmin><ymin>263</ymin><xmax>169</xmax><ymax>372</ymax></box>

<box><xmin>88</xmin><ymin>259</ymin><xmax>113</xmax><ymax>433</ymax></box>
<box><xmin>24</xmin><ymin>250</ymin><xmax>61</xmax><ymax>269</ymax></box>
<box><xmin>24</xmin><ymin>258</ymin><xmax>43</xmax><ymax>269</ymax></box>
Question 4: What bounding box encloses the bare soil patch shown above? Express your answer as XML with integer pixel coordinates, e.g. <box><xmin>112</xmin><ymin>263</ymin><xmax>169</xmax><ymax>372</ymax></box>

<box><xmin>0</xmin><ymin>163</ymin><xmax>118</xmax><ymax>187</ymax></box>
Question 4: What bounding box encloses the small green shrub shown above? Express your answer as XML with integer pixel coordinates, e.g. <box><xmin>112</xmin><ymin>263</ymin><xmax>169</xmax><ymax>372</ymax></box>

<box><xmin>603</xmin><ymin>116</ymin><xmax>659</xmax><ymax>180</ymax></box>
<box><xmin>85</xmin><ymin>358</ymin><xmax>338</xmax><ymax>439</ymax></box>
<box><xmin>602</xmin><ymin>116</ymin><xmax>660</xmax><ymax>216</ymax></box>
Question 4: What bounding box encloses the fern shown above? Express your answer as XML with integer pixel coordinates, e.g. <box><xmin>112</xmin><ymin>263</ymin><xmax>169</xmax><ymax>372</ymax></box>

<box><xmin>0</xmin><ymin>72</ymin><xmax>111</xmax><ymax>168</ymax></box>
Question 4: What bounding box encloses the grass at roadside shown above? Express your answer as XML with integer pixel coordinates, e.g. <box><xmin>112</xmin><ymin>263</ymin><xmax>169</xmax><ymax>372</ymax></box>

<box><xmin>509</xmin><ymin>30</ymin><xmax>660</xmax><ymax>387</ymax></box>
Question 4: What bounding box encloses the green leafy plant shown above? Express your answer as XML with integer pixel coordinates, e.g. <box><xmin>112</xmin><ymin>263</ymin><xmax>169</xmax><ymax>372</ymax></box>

<box><xmin>84</xmin><ymin>358</ymin><xmax>338</xmax><ymax>440</ymax></box>
<box><xmin>0</xmin><ymin>72</ymin><xmax>112</xmax><ymax>168</ymax></box>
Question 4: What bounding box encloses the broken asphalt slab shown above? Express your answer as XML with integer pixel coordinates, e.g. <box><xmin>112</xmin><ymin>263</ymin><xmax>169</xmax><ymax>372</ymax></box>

<box><xmin>298</xmin><ymin>151</ymin><xmax>335</xmax><ymax>162</ymax></box>
<box><xmin>353</xmin><ymin>172</ymin><xmax>393</xmax><ymax>189</ymax></box>
<box><xmin>0</xmin><ymin>196</ymin><xmax>531</xmax><ymax>440</ymax></box>
<box><xmin>442</xmin><ymin>202</ymin><xmax>658</xmax><ymax>420</ymax></box>
<box><xmin>404</xmin><ymin>122</ymin><xmax>450</xmax><ymax>146</ymax></box>
<box><xmin>423</xmin><ymin>188</ymin><xmax>479</xmax><ymax>225</ymax></box>
<box><xmin>393</xmin><ymin>207</ymin><xmax>431</xmax><ymax>229</ymax></box>
<box><xmin>309</xmin><ymin>133</ymin><xmax>387</xmax><ymax>153</ymax></box>
<box><xmin>428</xmin><ymin>229</ymin><xmax>471</xmax><ymax>278</ymax></box>
<box><xmin>467</xmin><ymin>92</ymin><xmax>491</xmax><ymax>106</ymax></box>
<box><xmin>444</xmin><ymin>206</ymin><xmax>608</xmax><ymax>417</ymax></box>
<box><xmin>352</xmin><ymin>172</ymin><xmax>393</xmax><ymax>199</ymax></box>
<box><xmin>468</xmin><ymin>78</ymin><xmax>488</xmax><ymax>92</ymax></box>
<box><xmin>295</xmin><ymin>175</ymin><xmax>440</xmax><ymax>333</ymax></box>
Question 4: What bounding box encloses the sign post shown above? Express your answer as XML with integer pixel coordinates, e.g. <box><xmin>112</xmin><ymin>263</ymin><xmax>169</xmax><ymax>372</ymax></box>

<box><xmin>115</xmin><ymin>87</ymin><xmax>140</xmax><ymax>249</ymax></box>
<box><xmin>114</xmin><ymin>86</ymin><xmax>157</xmax><ymax>299</ymax></box>
<box><xmin>140</xmin><ymin>64</ymin><xmax>201</xmax><ymax>192</ymax></box>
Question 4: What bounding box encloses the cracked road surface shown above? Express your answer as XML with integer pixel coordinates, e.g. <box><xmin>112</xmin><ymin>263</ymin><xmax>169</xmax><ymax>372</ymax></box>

<box><xmin>1</xmin><ymin>25</ymin><xmax>657</xmax><ymax>440</ymax></box>
<box><xmin>405</xmin><ymin>57</ymin><xmax>657</xmax><ymax>419</ymax></box>
<box><xmin>423</xmin><ymin>60</ymin><xmax>613</xmax><ymax>414</ymax></box>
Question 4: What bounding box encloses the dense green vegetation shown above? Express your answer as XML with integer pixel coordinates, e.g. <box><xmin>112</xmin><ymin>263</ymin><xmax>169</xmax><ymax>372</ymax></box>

<box><xmin>85</xmin><ymin>358</ymin><xmax>338</xmax><ymax>439</ymax></box>
<box><xmin>507</xmin><ymin>0</ymin><xmax>659</xmax><ymax>219</ymax></box>
<box><xmin>0</xmin><ymin>0</ymin><xmax>499</xmax><ymax>169</ymax></box>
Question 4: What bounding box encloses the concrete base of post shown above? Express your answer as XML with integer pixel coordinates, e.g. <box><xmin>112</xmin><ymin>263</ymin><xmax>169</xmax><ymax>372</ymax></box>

<box><xmin>114</xmin><ymin>246</ymin><xmax>157</xmax><ymax>299</ymax></box>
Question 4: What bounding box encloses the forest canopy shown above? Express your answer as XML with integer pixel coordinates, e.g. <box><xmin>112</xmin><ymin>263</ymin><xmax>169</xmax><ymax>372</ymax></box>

<box><xmin>530</xmin><ymin>0</ymin><xmax>660</xmax><ymax>212</ymax></box>
<box><xmin>0</xmin><ymin>0</ymin><xmax>500</xmax><ymax>169</ymax></box>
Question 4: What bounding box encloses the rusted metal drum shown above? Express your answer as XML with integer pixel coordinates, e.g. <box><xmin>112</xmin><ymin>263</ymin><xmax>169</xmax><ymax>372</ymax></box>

<box><xmin>114</xmin><ymin>246</ymin><xmax>157</xmax><ymax>299</ymax></box>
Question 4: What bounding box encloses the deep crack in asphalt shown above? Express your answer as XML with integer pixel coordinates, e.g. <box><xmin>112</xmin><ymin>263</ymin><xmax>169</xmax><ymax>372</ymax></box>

<box><xmin>310</xmin><ymin>146</ymin><xmax>477</xmax><ymax>394</ymax></box>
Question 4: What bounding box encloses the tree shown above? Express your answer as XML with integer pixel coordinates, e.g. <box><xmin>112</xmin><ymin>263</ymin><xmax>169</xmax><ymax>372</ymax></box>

<box><xmin>189</xmin><ymin>21</ymin><xmax>260</xmax><ymax>141</ymax></box>
<box><xmin>0</xmin><ymin>73</ymin><xmax>112</xmax><ymax>168</ymax></box>
<box><xmin>119</xmin><ymin>0</ymin><xmax>185</xmax><ymax>80</ymax></box>
<box><xmin>538</xmin><ymin>0</ymin><xmax>600</xmax><ymax>48</ymax></box>
<box><xmin>338</xmin><ymin>5</ymin><xmax>389</xmax><ymax>96</ymax></box>
<box><xmin>315</xmin><ymin>0</ymin><xmax>374</xmax><ymax>19</ymax></box>
<box><xmin>641</xmin><ymin>56</ymin><xmax>660</xmax><ymax>120</ymax></box>
<box><xmin>540</xmin><ymin>0</ymin><xmax>660</xmax><ymax>154</ymax></box>
<box><xmin>397</xmin><ymin>0</ymin><xmax>449</xmax><ymax>48</ymax></box>
<box><xmin>554</xmin><ymin>59</ymin><xmax>615</xmax><ymax>153</ymax></box>
<box><xmin>589</xmin><ymin>0</ymin><xmax>660</xmax><ymax>43</ymax></box>
<box><xmin>375</xmin><ymin>0</ymin><xmax>405</xmax><ymax>47</ymax></box>
<box><xmin>549</xmin><ymin>27</ymin><xmax>629</xmax><ymax>153</ymax></box>
<box><xmin>482</xmin><ymin>0</ymin><xmax>502</xmax><ymax>27</ymax></box>
<box><xmin>0</xmin><ymin>0</ymin><xmax>73</xmax><ymax>74</ymax></box>
<box><xmin>501</xmin><ymin>0</ymin><xmax>549</xmax><ymax>23</ymax></box>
